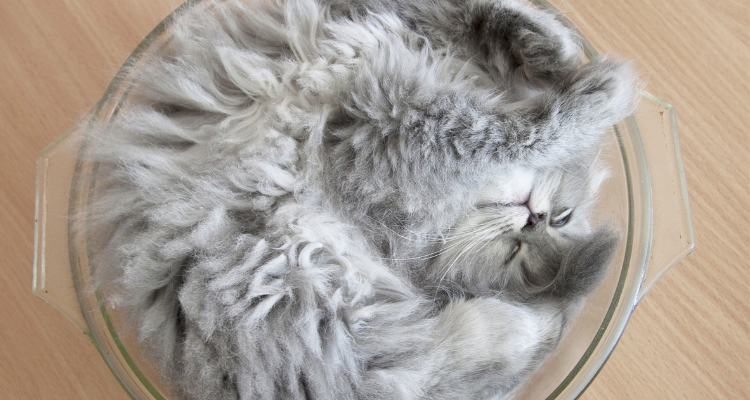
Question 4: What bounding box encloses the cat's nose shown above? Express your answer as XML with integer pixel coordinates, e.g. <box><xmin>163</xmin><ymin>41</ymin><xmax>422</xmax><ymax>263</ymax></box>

<box><xmin>524</xmin><ymin>212</ymin><xmax>546</xmax><ymax>229</ymax></box>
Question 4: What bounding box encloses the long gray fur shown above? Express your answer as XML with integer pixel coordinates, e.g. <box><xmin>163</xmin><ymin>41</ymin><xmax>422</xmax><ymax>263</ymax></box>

<box><xmin>85</xmin><ymin>0</ymin><xmax>637</xmax><ymax>399</ymax></box>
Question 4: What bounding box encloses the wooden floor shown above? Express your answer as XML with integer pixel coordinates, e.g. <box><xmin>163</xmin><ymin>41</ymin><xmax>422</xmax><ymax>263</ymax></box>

<box><xmin>0</xmin><ymin>0</ymin><xmax>747</xmax><ymax>398</ymax></box>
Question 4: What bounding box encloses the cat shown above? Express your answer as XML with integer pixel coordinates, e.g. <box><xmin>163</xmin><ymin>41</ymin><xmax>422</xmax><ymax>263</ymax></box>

<box><xmin>85</xmin><ymin>0</ymin><xmax>636</xmax><ymax>398</ymax></box>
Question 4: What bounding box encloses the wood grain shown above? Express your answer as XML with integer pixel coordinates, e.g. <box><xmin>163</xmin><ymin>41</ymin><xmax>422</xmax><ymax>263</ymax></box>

<box><xmin>0</xmin><ymin>0</ymin><xmax>747</xmax><ymax>399</ymax></box>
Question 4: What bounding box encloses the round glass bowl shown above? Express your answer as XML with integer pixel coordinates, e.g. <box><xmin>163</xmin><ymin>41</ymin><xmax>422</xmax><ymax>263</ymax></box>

<box><xmin>32</xmin><ymin>1</ymin><xmax>694</xmax><ymax>399</ymax></box>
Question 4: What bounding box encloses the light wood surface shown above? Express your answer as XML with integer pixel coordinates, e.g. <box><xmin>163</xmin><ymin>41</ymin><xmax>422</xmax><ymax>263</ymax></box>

<box><xmin>1</xmin><ymin>0</ymin><xmax>747</xmax><ymax>398</ymax></box>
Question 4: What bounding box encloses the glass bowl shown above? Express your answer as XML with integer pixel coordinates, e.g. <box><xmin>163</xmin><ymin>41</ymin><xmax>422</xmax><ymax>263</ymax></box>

<box><xmin>32</xmin><ymin>0</ymin><xmax>694</xmax><ymax>399</ymax></box>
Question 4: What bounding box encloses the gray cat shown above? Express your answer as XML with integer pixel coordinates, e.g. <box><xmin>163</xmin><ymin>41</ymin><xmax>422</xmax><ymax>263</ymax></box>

<box><xmin>87</xmin><ymin>0</ymin><xmax>636</xmax><ymax>398</ymax></box>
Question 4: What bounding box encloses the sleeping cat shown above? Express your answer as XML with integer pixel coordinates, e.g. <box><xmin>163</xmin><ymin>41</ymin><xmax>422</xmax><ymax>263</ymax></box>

<box><xmin>86</xmin><ymin>0</ymin><xmax>636</xmax><ymax>398</ymax></box>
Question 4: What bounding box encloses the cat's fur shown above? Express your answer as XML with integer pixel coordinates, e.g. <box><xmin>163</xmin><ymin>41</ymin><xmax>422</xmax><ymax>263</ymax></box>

<box><xmin>86</xmin><ymin>0</ymin><xmax>636</xmax><ymax>399</ymax></box>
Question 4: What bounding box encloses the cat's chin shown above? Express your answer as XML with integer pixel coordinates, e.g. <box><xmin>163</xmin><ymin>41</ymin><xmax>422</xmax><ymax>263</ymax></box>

<box><xmin>479</xmin><ymin>165</ymin><xmax>536</xmax><ymax>206</ymax></box>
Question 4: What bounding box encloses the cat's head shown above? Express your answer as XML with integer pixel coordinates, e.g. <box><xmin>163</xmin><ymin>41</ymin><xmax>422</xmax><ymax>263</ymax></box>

<box><xmin>432</xmin><ymin>157</ymin><xmax>619</xmax><ymax>298</ymax></box>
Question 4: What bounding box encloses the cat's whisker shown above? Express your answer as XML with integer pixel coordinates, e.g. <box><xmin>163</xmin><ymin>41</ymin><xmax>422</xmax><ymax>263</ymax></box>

<box><xmin>436</xmin><ymin>231</ymin><xmax>491</xmax><ymax>287</ymax></box>
<box><xmin>432</xmin><ymin>237</ymin><xmax>483</xmax><ymax>301</ymax></box>
<box><xmin>440</xmin><ymin>220</ymin><xmax>504</xmax><ymax>243</ymax></box>
<box><xmin>379</xmin><ymin>220</ymin><xmax>510</xmax><ymax>262</ymax></box>
<box><xmin>465</xmin><ymin>233</ymin><xmax>497</xmax><ymax>268</ymax></box>
<box><xmin>419</xmin><ymin>216</ymin><xmax>510</xmax><ymax>244</ymax></box>
<box><xmin>383</xmin><ymin>234</ymin><xmax>478</xmax><ymax>261</ymax></box>
<box><xmin>362</xmin><ymin>213</ymin><xmax>473</xmax><ymax>244</ymax></box>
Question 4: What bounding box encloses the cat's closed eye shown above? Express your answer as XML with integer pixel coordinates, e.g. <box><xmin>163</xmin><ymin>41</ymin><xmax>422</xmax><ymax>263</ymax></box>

<box><xmin>549</xmin><ymin>208</ymin><xmax>573</xmax><ymax>228</ymax></box>
<box><xmin>508</xmin><ymin>241</ymin><xmax>522</xmax><ymax>262</ymax></box>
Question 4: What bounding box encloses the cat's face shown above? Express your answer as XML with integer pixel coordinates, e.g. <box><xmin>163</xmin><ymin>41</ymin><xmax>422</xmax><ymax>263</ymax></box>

<box><xmin>432</xmin><ymin>159</ymin><xmax>611</xmax><ymax>294</ymax></box>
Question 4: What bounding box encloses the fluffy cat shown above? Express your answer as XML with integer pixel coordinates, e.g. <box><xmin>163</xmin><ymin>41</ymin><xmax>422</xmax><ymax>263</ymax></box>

<box><xmin>86</xmin><ymin>0</ymin><xmax>636</xmax><ymax>399</ymax></box>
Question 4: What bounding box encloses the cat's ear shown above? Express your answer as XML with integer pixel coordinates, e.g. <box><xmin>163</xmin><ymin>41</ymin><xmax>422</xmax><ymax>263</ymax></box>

<box><xmin>548</xmin><ymin>226</ymin><xmax>620</xmax><ymax>301</ymax></box>
<box><xmin>584</xmin><ymin>150</ymin><xmax>611</xmax><ymax>199</ymax></box>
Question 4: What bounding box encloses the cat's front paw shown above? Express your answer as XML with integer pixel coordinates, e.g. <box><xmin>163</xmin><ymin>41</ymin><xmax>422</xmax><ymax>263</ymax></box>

<box><xmin>469</xmin><ymin>0</ymin><xmax>582</xmax><ymax>87</ymax></box>
<box><xmin>558</xmin><ymin>57</ymin><xmax>639</xmax><ymax>132</ymax></box>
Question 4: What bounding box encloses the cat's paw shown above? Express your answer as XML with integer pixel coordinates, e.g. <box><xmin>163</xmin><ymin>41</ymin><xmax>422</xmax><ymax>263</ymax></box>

<box><xmin>468</xmin><ymin>0</ymin><xmax>582</xmax><ymax>87</ymax></box>
<box><xmin>558</xmin><ymin>57</ymin><xmax>639</xmax><ymax>132</ymax></box>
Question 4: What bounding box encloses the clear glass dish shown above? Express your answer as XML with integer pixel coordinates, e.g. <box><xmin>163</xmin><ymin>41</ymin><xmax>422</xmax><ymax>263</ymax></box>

<box><xmin>32</xmin><ymin>0</ymin><xmax>694</xmax><ymax>399</ymax></box>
